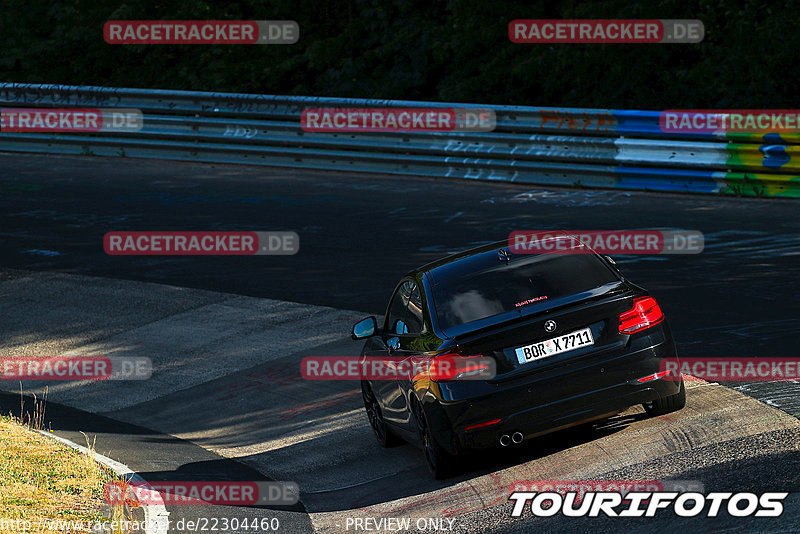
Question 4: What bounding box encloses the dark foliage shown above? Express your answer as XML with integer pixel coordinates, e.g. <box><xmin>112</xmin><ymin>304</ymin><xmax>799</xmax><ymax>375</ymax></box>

<box><xmin>0</xmin><ymin>0</ymin><xmax>796</xmax><ymax>108</ymax></box>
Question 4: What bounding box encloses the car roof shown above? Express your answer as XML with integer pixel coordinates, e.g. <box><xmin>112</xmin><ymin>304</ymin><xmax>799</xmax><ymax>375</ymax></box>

<box><xmin>408</xmin><ymin>239</ymin><xmax>508</xmax><ymax>283</ymax></box>
<box><xmin>409</xmin><ymin>234</ymin><xmax>598</xmax><ymax>285</ymax></box>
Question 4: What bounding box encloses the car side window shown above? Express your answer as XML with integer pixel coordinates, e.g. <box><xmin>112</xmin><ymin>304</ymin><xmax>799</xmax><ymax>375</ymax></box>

<box><xmin>385</xmin><ymin>281</ymin><xmax>412</xmax><ymax>336</ymax></box>
<box><xmin>385</xmin><ymin>280</ymin><xmax>425</xmax><ymax>336</ymax></box>
<box><xmin>404</xmin><ymin>283</ymin><xmax>424</xmax><ymax>335</ymax></box>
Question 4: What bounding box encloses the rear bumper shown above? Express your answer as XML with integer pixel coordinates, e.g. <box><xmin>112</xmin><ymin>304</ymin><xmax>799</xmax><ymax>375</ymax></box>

<box><xmin>426</xmin><ymin>325</ymin><xmax>680</xmax><ymax>454</ymax></box>
<box><xmin>459</xmin><ymin>376</ymin><xmax>678</xmax><ymax>451</ymax></box>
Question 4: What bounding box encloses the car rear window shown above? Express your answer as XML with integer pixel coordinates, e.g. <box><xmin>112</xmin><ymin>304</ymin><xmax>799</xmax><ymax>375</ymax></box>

<box><xmin>431</xmin><ymin>252</ymin><xmax>618</xmax><ymax>329</ymax></box>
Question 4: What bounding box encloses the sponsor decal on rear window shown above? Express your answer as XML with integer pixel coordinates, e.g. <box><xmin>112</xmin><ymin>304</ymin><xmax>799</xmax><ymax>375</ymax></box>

<box><xmin>515</xmin><ymin>296</ymin><xmax>547</xmax><ymax>307</ymax></box>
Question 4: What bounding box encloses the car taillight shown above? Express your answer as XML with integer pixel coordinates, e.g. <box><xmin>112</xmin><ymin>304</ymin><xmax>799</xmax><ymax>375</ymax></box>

<box><xmin>618</xmin><ymin>296</ymin><xmax>664</xmax><ymax>334</ymax></box>
<box><xmin>428</xmin><ymin>353</ymin><xmax>493</xmax><ymax>382</ymax></box>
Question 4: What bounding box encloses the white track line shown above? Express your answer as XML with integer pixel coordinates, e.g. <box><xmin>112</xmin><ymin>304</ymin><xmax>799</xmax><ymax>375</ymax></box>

<box><xmin>35</xmin><ymin>429</ymin><xmax>170</xmax><ymax>534</ymax></box>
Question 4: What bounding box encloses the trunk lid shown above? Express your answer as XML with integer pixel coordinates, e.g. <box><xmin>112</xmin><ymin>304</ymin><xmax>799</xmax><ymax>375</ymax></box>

<box><xmin>450</xmin><ymin>281</ymin><xmax>636</xmax><ymax>380</ymax></box>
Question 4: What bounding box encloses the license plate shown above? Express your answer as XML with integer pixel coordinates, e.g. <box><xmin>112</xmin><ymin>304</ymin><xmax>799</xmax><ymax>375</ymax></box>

<box><xmin>514</xmin><ymin>327</ymin><xmax>594</xmax><ymax>364</ymax></box>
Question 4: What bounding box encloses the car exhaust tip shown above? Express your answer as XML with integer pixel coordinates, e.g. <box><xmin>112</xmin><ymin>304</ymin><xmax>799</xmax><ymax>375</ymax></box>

<box><xmin>499</xmin><ymin>434</ymin><xmax>511</xmax><ymax>447</ymax></box>
<box><xmin>511</xmin><ymin>431</ymin><xmax>524</xmax><ymax>444</ymax></box>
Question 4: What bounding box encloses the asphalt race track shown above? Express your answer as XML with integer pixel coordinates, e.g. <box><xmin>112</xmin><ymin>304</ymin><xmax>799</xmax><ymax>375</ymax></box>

<box><xmin>1</xmin><ymin>152</ymin><xmax>799</xmax><ymax>412</ymax></box>
<box><xmin>1</xmin><ymin>270</ymin><xmax>799</xmax><ymax>533</ymax></box>
<box><xmin>1</xmin><ymin>152</ymin><xmax>799</xmax><ymax>533</ymax></box>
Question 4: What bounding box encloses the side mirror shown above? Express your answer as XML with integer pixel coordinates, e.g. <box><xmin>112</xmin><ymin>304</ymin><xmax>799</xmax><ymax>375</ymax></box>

<box><xmin>352</xmin><ymin>316</ymin><xmax>378</xmax><ymax>340</ymax></box>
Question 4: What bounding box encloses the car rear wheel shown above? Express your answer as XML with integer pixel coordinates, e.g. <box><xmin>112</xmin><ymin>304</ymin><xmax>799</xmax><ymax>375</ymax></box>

<box><xmin>412</xmin><ymin>400</ymin><xmax>455</xmax><ymax>479</ymax></box>
<box><xmin>643</xmin><ymin>380</ymin><xmax>686</xmax><ymax>416</ymax></box>
<box><xmin>362</xmin><ymin>381</ymin><xmax>401</xmax><ymax>447</ymax></box>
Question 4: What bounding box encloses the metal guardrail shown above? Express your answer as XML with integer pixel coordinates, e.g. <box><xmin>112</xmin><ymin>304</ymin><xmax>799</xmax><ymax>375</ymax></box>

<box><xmin>0</xmin><ymin>83</ymin><xmax>798</xmax><ymax>198</ymax></box>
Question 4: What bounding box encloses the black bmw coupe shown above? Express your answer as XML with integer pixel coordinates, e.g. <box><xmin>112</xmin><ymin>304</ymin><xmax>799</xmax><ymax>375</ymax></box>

<box><xmin>352</xmin><ymin>239</ymin><xmax>685</xmax><ymax>478</ymax></box>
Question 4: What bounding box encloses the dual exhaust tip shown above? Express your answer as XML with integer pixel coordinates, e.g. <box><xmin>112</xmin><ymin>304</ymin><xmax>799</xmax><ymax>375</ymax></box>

<box><xmin>499</xmin><ymin>431</ymin><xmax>524</xmax><ymax>447</ymax></box>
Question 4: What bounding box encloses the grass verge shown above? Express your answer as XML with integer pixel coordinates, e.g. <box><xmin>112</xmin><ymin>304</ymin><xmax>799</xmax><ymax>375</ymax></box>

<box><xmin>0</xmin><ymin>416</ymin><xmax>115</xmax><ymax>533</ymax></box>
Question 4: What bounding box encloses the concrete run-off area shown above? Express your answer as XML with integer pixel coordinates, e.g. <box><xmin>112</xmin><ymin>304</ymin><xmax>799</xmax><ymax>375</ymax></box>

<box><xmin>0</xmin><ymin>270</ymin><xmax>798</xmax><ymax>532</ymax></box>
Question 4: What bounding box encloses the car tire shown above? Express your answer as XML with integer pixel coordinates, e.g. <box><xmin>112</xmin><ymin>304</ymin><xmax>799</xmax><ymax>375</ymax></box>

<box><xmin>643</xmin><ymin>380</ymin><xmax>686</xmax><ymax>416</ymax></box>
<box><xmin>412</xmin><ymin>400</ymin><xmax>456</xmax><ymax>479</ymax></box>
<box><xmin>362</xmin><ymin>381</ymin><xmax>401</xmax><ymax>447</ymax></box>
